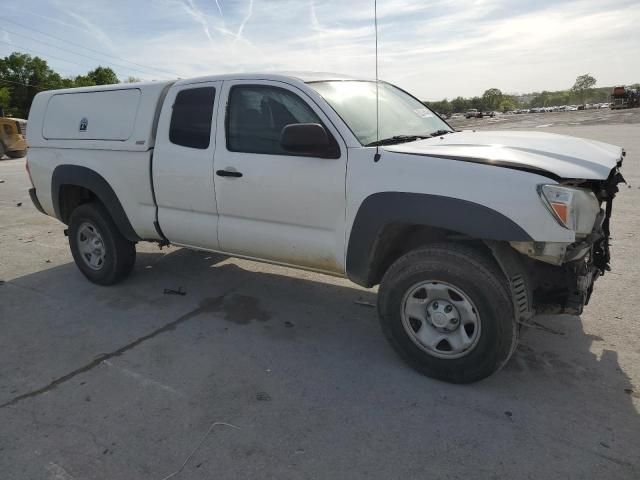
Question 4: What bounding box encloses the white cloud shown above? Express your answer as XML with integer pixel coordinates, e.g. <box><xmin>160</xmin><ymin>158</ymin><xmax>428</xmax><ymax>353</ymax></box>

<box><xmin>2</xmin><ymin>0</ymin><xmax>639</xmax><ymax>99</ymax></box>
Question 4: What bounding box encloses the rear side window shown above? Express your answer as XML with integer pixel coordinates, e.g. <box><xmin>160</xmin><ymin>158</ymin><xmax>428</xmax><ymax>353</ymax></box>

<box><xmin>170</xmin><ymin>87</ymin><xmax>216</xmax><ymax>149</ymax></box>
<box><xmin>227</xmin><ymin>85</ymin><xmax>322</xmax><ymax>155</ymax></box>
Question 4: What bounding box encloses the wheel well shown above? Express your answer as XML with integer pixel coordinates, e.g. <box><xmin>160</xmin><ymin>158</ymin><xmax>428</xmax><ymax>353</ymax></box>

<box><xmin>367</xmin><ymin>224</ymin><xmax>499</xmax><ymax>287</ymax></box>
<box><xmin>58</xmin><ymin>185</ymin><xmax>98</xmax><ymax>224</ymax></box>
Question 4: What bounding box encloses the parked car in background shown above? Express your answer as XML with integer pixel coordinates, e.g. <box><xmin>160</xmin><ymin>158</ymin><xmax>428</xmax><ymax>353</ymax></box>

<box><xmin>0</xmin><ymin>117</ymin><xmax>27</xmax><ymax>159</ymax></box>
<box><xmin>465</xmin><ymin>109</ymin><xmax>482</xmax><ymax>118</ymax></box>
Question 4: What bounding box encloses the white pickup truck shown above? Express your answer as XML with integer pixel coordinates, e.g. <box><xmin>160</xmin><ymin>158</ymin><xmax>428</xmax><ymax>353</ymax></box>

<box><xmin>26</xmin><ymin>73</ymin><xmax>625</xmax><ymax>383</ymax></box>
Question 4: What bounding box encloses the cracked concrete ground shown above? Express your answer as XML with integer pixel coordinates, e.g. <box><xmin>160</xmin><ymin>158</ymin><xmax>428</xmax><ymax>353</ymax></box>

<box><xmin>1</xmin><ymin>113</ymin><xmax>639</xmax><ymax>479</ymax></box>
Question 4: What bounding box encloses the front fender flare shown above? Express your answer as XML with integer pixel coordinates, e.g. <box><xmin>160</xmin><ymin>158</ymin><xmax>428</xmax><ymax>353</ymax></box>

<box><xmin>346</xmin><ymin>192</ymin><xmax>533</xmax><ymax>287</ymax></box>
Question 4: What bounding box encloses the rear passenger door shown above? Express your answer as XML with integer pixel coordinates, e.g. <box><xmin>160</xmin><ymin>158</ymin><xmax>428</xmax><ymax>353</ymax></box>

<box><xmin>153</xmin><ymin>81</ymin><xmax>222</xmax><ymax>250</ymax></box>
<box><xmin>213</xmin><ymin>80</ymin><xmax>347</xmax><ymax>273</ymax></box>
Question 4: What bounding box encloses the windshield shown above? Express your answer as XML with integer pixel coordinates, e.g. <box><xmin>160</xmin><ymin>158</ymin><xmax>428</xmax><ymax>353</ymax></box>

<box><xmin>308</xmin><ymin>80</ymin><xmax>451</xmax><ymax>146</ymax></box>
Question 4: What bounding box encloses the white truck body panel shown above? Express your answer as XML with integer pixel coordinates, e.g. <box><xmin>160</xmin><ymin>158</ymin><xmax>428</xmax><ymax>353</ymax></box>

<box><xmin>28</xmin><ymin>148</ymin><xmax>161</xmax><ymax>240</ymax></box>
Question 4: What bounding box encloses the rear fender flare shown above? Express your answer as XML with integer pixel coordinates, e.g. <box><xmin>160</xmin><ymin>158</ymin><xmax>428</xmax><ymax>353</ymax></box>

<box><xmin>51</xmin><ymin>165</ymin><xmax>139</xmax><ymax>242</ymax></box>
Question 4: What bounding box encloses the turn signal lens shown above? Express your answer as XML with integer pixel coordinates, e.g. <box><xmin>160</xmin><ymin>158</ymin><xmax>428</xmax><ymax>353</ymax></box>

<box><xmin>549</xmin><ymin>202</ymin><xmax>568</xmax><ymax>224</ymax></box>
<box><xmin>539</xmin><ymin>185</ymin><xmax>575</xmax><ymax>229</ymax></box>
<box><xmin>539</xmin><ymin>184</ymin><xmax>601</xmax><ymax>235</ymax></box>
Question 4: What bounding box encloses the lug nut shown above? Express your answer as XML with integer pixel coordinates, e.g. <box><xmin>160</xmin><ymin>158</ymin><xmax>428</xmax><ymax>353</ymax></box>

<box><xmin>432</xmin><ymin>301</ymin><xmax>439</xmax><ymax>309</ymax></box>
<box><xmin>451</xmin><ymin>318</ymin><xmax>459</xmax><ymax>324</ymax></box>
<box><xmin>444</xmin><ymin>305</ymin><xmax>453</xmax><ymax>313</ymax></box>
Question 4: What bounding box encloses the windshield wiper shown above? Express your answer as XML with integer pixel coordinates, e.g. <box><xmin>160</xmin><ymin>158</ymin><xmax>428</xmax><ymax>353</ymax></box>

<box><xmin>429</xmin><ymin>129</ymin><xmax>454</xmax><ymax>137</ymax></box>
<box><xmin>366</xmin><ymin>135</ymin><xmax>430</xmax><ymax>147</ymax></box>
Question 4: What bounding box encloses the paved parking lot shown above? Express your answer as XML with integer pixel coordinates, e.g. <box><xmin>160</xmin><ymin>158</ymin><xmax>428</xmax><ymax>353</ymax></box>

<box><xmin>1</xmin><ymin>111</ymin><xmax>639</xmax><ymax>479</ymax></box>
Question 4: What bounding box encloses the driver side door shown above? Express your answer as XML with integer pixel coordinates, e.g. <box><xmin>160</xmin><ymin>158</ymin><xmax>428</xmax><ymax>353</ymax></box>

<box><xmin>213</xmin><ymin>80</ymin><xmax>348</xmax><ymax>274</ymax></box>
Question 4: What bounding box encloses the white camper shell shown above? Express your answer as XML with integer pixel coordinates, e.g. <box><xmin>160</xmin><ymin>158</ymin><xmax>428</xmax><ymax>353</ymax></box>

<box><xmin>27</xmin><ymin>81</ymin><xmax>174</xmax><ymax>151</ymax></box>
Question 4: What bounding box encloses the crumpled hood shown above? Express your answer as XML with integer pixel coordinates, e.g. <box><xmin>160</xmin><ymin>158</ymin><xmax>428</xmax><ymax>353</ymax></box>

<box><xmin>388</xmin><ymin>130</ymin><xmax>622</xmax><ymax>180</ymax></box>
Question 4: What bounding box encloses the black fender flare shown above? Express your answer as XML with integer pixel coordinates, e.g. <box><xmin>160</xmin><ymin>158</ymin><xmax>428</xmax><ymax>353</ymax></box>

<box><xmin>345</xmin><ymin>192</ymin><xmax>533</xmax><ymax>287</ymax></box>
<box><xmin>51</xmin><ymin>165</ymin><xmax>140</xmax><ymax>242</ymax></box>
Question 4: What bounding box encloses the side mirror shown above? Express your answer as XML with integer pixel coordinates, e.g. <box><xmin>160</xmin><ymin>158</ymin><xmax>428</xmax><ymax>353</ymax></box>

<box><xmin>280</xmin><ymin>123</ymin><xmax>331</xmax><ymax>157</ymax></box>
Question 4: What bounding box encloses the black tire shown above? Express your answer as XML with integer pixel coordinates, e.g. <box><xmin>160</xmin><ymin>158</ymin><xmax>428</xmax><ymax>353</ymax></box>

<box><xmin>378</xmin><ymin>244</ymin><xmax>517</xmax><ymax>383</ymax></box>
<box><xmin>7</xmin><ymin>150</ymin><xmax>26</xmax><ymax>158</ymax></box>
<box><xmin>68</xmin><ymin>202</ymin><xmax>136</xmax><ymax>285</ymax></box>
<box><xmin>0</xmin><ymin>142</ymin><xmax>5</xmax><ymax>159</ymax></box>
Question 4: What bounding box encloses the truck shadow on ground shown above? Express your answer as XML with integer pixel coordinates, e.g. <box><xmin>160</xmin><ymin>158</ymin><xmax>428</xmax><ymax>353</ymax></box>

<box><xmin>2</xmin><ymin>246</ymin><xmax>639</xmax><ymax>476</ymax></box>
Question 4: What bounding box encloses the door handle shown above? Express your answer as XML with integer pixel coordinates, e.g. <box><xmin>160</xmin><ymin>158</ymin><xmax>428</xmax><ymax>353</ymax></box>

<box><xmin>216</xmin><ymin>168</ymin><xmax>243</xmax><ymax>178</ymax></box>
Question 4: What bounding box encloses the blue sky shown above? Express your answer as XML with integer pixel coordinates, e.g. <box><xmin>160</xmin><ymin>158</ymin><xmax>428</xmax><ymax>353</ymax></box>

<box><xmin>2</xmin><ymin>0</ymin><xmax>639</xmax><ymax>100</ymax></box>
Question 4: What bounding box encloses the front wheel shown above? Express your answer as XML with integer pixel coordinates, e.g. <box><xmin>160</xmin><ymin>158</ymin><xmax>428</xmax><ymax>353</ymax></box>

<box><xmin>68</xmin><ymin>203</ymin><xmax>136</xmax><ymax>285</ymax></box>
<box><xmin>378</xmin><ymin>244</ymin><xmax>517</xmax><ymax>383</ymax></box>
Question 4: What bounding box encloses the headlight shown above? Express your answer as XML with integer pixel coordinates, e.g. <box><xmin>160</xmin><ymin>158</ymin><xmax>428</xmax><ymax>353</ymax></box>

<box><xmin>538</xmin><ymin>185</ymin><xmax>601</xmax><ymax>236</ymax></box>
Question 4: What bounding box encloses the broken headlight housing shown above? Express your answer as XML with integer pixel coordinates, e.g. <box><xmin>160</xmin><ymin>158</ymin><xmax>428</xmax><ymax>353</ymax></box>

<box><xmin>538</xmin><ymin>184</ymin><xmax>601</xmax><ymax>237</ymax></box>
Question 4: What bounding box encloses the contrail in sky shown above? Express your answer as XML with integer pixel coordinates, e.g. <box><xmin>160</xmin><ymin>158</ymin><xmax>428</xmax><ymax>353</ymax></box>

<box><xmin>213</xmin><ymin>0</ymin><xmax>223</xmax><ymax>18</ymax></box>
<box><xmin>236</xmin><ymin>0</ymin><xmax>254</xmax><ymax>40</ymax></box>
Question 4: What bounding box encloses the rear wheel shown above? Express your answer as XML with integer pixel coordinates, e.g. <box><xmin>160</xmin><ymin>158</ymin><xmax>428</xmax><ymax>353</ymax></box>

<box><xmin>378</xmin><ymin>244</ymin><xmax>517</xmax><ymax>383</ymax></box>
<box><xmin>68</xmin><ymin>203</ymin><xmax>136</xmax><ymax>285</ymax></box>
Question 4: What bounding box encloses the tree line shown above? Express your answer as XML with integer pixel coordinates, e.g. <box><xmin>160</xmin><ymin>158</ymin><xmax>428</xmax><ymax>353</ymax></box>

<box><xmin>424</xmin><ymin>74</ymin><xmax>639</xmax><ymax>115</ymax></box>
<box><xmin>0</xmin><ymin>52</ymin><xmax>140</xmax><ymax>118</ymax></box>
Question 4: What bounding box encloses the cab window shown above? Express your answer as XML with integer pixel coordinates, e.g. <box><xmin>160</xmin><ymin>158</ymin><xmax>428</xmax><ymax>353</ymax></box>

<box><xmin>226</xmin><ymin>85</ymin><xmax>323</xmax><ymax>155</ymax></box>
<box><xmin>169</xmin><ymin>87</ymin><xmax>216</xmax><ymax>149</ymax></box>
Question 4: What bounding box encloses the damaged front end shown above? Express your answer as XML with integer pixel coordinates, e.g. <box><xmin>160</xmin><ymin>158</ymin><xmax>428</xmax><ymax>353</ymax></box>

<box><xmin>512</xmin><ymin>156</ymin><xmax>626</xmax><ymax>315</ymax></box>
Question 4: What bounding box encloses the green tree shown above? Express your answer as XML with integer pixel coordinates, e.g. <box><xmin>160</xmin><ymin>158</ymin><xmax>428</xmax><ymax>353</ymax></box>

<box><xmin>124</xmin><ymin>76</ymin><xmax>141</xmax><ymax>83</ymax></box>
<box><xmin>571</xmin><ymin>73</ymin><xmax>596</xmax><ymax>104</ymax></box>
<box><xmin>422</xmin><ymin>98</ymin><xmax>452</xmax><ymax>116</ymax></box>
<box><xmin>482</xmin><ymin>88</ymin><xmax>503</xmax><ymax>111</ymax></box>
<box><xmin>470</xmin><ymin>96</ymin><xmax>484</xmax><ymax>111</ymax></box>
<box><xmin>498</xmin><ymin>97</ymin><xmax>517</xmax><ymax>112</ymax></box>
<box><xmin>0</xmin><ymin>86</ymin><xmax>11</xmax><ymax>114</ymax></box>
<box><xmin>86</xmin><ymin>66</ymin><xmax>119</xmax><ymax>85</ymax></box>
<box><xmin>0</xmin><ymin>52</ymin><xmax>66</xmax><ymax>117</ymax></box>
<box><xmin>451</xmin><ymin>96</ymin><xmax>469</xmax><ymax>113</ymax></box>
<box><xmin>73</xmin><ymin>74</ymin><xmax>96</xmax><ymax>87</ymax></box>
